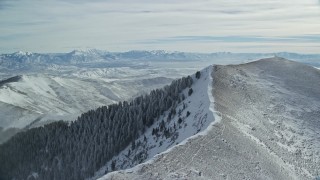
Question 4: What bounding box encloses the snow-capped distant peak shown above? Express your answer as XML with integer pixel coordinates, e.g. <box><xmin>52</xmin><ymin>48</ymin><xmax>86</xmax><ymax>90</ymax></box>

<box><xmin>69</xmin><ymin>49</ymin><xmax>108</xmax><ymax>56</ymax></box>
<box><xmin>13</xmin><ymin>51</ymin><xmax>32</xmax><ymax>56</ymax></box>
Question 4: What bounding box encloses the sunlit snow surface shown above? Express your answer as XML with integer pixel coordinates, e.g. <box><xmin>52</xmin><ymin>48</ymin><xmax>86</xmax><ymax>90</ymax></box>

<box><xmin>96</xmin><ymin>58</ymin><xmax>320</xmax><ymax>180</ymax></box>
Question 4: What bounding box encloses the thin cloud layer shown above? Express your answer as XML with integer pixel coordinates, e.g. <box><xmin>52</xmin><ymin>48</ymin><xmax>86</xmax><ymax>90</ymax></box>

<box><xmin>0</xmin><ymin>0</ymin><xmax>320</xmax><ymax>53</ymax></box>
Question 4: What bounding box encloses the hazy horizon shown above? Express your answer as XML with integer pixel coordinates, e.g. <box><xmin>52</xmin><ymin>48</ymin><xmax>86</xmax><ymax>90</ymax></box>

<box><xmin>1</xmin><ymin>0</ymin><xmax>320</xmax><ymax>54</ymax></box>
<box><xmin>2</xmin><ymin>49</ymin><xmax>320</xmax><ymax>55</ymax></box>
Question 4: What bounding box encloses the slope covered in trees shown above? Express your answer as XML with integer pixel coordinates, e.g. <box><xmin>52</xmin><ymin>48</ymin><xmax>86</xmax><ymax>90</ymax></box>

<box><xmin>90</xmin><ymin>68</ymin><xmax>215</xmax><ymax>179</ymax></box>
<box><xmin>0</xmin><ymin>75</ymin><xmax>193</xmax><ymax>180</ymax></box>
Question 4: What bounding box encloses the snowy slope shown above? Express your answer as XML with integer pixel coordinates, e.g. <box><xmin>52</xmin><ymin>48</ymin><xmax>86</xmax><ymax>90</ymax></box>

<box><xmin>0</xmin><ymin>74</ymin><xmax>173</xmax><ymax>130</ymax></box>
<box><xmin>0</xmin><ymin>65</ymin><xmax>200</xmax><ymax>131</ymax></box>
<box><xmin>91</xmin><ymin>66</ymin><xmax>219</xmax><ymax>180</ymax></box>
<box><xmin>97</xmin><ymin>58</ymin><xmax>320</xmax><ymax>180</ymax></box>
<box><xmin>0</xmin><ymin>53</ymin><xmax>205</xmax><ymax>144</ymax></box>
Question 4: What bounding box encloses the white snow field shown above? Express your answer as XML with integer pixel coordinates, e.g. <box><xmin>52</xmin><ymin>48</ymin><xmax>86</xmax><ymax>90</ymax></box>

<box><xmin>98</xmin><ymin>57</ymin><xmax>320</xmax><ymax>180</ymax></box>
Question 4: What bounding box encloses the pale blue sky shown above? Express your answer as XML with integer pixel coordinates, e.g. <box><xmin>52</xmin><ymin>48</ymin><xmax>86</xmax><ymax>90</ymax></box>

<box><xmin>1</xmin><ymin>0</ymin><xmax>320</xmax><ymax>53</ymax></box>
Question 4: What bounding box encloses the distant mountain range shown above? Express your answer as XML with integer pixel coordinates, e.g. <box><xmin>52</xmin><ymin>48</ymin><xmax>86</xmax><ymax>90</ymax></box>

<box><xmin>1</xmin><ymin>50</ymin><xmax>320</xmax><ymax>70</ymax></box>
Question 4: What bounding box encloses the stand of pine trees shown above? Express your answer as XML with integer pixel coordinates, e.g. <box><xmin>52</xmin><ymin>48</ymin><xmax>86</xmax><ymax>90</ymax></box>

<box><xmin>0</xmin><ymin>75</ymin><xmax>193</xmax><ymax>180</ymax></box>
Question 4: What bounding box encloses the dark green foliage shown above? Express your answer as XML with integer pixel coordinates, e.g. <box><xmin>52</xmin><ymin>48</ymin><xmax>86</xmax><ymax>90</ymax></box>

<box><xmin>195</xmin><ymin>71</ymin><xmax>201</xmax><ymax>79</ymax></box>
<box><xmin>0</xmin><ymin>75</ymin><xmax>193</xmax><ymax>180</ymax></box>
<box><xmin>186</xmin><ymin>111</ymin><xmax>191</xmax><ymax>117</ymax></box>
<box><xmin>188</xmin><ymin>88</ymin><xmax>193</xmax><ymax>96</ymax></box>
<box><xmin>131</xmin><ymin>140</ymin><xmax>136</xmax><ymax>150</ymax></box>
<box><xmin>111</xmin><ymin>160</ymin><xmax>116</xmax><ymax>171</ymax></box>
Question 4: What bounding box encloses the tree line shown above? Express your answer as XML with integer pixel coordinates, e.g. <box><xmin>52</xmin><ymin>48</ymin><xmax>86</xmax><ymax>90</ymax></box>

<box><xmin>0</xmin><ymin>75</ymin><xmax>194</xmax><ymax>180</ymax></box>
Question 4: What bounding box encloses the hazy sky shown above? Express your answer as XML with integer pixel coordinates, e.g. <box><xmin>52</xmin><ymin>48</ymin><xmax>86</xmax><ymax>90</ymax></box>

<box><xmin>1</xmin><ymin>0</ymin><xmax>320</xmax><ymax>53</ymax></box>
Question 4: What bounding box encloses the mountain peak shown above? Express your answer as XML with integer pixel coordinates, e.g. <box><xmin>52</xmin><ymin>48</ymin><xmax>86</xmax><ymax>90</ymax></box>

<box><xmin>69</xmin><ymin>49</ymin><xmax>108</xmax><ymax>56</ymax></box>
<box><xmin>13</xmin><ymin>51</ymin><xmax>33</xmax><ymax>56</ymax></box>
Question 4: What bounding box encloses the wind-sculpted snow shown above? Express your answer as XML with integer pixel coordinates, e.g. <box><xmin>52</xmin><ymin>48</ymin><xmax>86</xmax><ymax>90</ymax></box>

<box><xmin>101</xmin><ymin>58</ymin><xmax>320</xmax><ymax>180</ymax></box>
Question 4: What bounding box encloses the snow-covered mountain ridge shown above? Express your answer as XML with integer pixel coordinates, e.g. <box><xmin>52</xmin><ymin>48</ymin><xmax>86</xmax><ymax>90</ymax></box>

<box><xmin>0</xmin><ymin>57</ymin><xmax>319</xmax><ymax>180</ymax></box>
<box><xmin>99</xmin><ymin>58</ymin><xmax>320</xmax><ymax>180</ymax></box>
<box><xmin>90</xmin><ymin>65</ymin><xmax>218</xmax><ymax>179</ymax></box>
<box><xmin>1</xmin><ymin>50</ymin><xmax>218</xmax><ymax>144</ymax></box>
